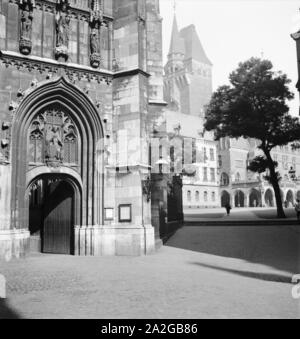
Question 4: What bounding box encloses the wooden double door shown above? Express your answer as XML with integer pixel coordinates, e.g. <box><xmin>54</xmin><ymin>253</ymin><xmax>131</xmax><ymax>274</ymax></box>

<box><xmin>29</xmin><ymin>177</ymin><xmax>75</xmax><ymax>255</ymax></box>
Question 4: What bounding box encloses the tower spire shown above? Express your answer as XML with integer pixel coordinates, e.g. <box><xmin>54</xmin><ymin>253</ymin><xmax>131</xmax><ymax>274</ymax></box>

<box><xmin>168</xmin><ymin>12</ymin><xmax>185</xmax><ymax>57</ymax></box>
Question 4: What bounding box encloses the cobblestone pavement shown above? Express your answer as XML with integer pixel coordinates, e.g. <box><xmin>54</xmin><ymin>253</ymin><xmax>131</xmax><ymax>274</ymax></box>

<box><xmin>0</xmin><ymin>225</ymin><xmax>299</xmax><ymax>319</ymax></box>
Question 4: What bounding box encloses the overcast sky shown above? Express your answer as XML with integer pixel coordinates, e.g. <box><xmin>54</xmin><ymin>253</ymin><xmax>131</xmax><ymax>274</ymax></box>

<box><xmin>160</xmin><ymin>0</ymin><xmax>300</xmax><ymax>115</ymax></box>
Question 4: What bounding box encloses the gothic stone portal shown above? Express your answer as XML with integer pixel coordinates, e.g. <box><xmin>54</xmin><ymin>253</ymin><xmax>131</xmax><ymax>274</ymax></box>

<box><xmin>27</xmin><ymin>108</ymin><xmax>80</xmax><ymax>254</ymax></box>
<box><xmin>8</xmin><ymin>77</ymin><xmax>105</xmax><ymax>258</ymax></box>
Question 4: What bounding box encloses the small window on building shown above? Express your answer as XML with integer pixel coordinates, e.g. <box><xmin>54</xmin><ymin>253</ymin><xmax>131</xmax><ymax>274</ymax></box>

<box><xmin>204</xmin><ymin>148</ymin><xmax>208</xmax><ymax>162</ymax></box>
<box><xmin>222</xmin><ymin>138</ymin><xmax>226</xmax><ymax>150</ymax></box>
<box><xmin>192</xmin><ymin>139</ymin><xmax>197</xmax><ymax>164</ymax></box>
<box><xmin>187</xmin><ymin>190</ymin><xmax>192</xmax><ymax>202</ymax></box>
<box><xmin>210</xmin><ymin>168</ymin><xmax>216</xmax><ymax>182</ymax></box>
<box><xmin>212</xmin><ymin>192</ymin><xmax>216</xmax><ymax>202</ymax></box>
<box><xmin>210</xmin><ymin>148</ymin><xmax>215</xmax><ymax>161</ymax></box>
<box><xmin>221</xmin><ymin>173</ymin><xmax>230</xmax><ymax>186</ymax></box>
<box><xmin>195</xmin><ymin>191</ymin><xmax>200</xmax><ymax>202</ymax></box>
<box><xmin>203</xmin><ymin>168</ymin><xmax>208</xmax><ymax>182</ymax></box>
<box><xmin>218</xmin><ymin>155</ymin><xmax>222</xmax><ymax>168</ymax></box>
<box><xmin>204</xmin><ymin>191</ymin><xmax>208</xmax><ymax>202</ymax></box>
<box><xmin>236</xmin><ymin>172</ymin><xmax>241</xmax><ymax>182</ymax></box>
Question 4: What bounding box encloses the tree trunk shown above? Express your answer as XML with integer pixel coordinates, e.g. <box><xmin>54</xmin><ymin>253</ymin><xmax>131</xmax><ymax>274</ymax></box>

<box><xmin>264</xmin><ymin>150</ymin><xmax>286</xmax><ymax>219</ymax></box>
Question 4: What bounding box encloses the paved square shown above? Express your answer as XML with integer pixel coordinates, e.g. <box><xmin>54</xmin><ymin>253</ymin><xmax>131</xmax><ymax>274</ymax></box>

<box><xmin>0</xmin><ymin>225</ymin><xmax>299</xmax><ymax>319</ymax></box>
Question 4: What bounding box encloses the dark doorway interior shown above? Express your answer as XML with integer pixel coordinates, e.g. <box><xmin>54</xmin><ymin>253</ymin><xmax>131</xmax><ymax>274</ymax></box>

<box><xmin>29</xmin><ymin>177</ymin><xmax>75</xmax><ymax>255</ymax></box>
<box><xmin>265</xmin><ymin>189</ymin><xmax>274</xmax><ymax>207</ymax></box>
<box><xmin>221</xmin><ymin>191</ymin><xmax>230</xmax><ymax>207</ymax></box>
<box><xmin>235</xmin><ymin>190</ymin><xmax>245</xmax><ymax>208</ymax></box>
<box><xmin>249</xmin><ymin>189</ymin><xmax>261</xmax><ymax>207</ymax></box>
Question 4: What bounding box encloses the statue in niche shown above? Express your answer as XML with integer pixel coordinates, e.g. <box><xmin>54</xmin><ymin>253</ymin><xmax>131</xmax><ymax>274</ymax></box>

<box><xmin>19</xmin><ymin>0</ymin><xmax>35</xmax><ymax>55</ymax></box>
<box><xmin>55</xmin><ymin>0</ymin><xmax>71</xmax><ymax>61</ymax></box>
<box><xmin>89</xmin><ymin>0</ymin><xmax>103</xmax><ymax>68</ymax></box>
<box><xmin>45</xmin><ymin>126</ymin><xmax>63</xmax><ymax>164</ymax></box>
<box><xmin>90</xmin><ymin>27</ymin><xmax>100</xmax><ymax>56</ymax></box>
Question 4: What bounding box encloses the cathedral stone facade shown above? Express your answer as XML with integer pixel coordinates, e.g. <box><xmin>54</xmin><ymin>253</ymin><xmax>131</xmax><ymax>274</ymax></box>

<box><xmin>0</xmin><ymin>0</ymin><xmax>166</xmax><ymax>260</ymax></box>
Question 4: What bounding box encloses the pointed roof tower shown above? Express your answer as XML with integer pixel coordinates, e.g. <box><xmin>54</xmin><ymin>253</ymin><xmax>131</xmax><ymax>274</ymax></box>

<box><xmin>180</xmin><ymin>25</ymin><xmax>212</xmax><ymax>66</ymax></box>
<box><xmin>168</xmin><ymin>14</ymin><xmax>185</xmax><ymax>58</ymax></box>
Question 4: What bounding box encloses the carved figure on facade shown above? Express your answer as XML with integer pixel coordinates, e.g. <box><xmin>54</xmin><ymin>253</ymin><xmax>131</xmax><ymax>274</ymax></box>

<box><xmin>0</xmin><ymin>121</ymin><xmax>11</xmax><ymax>164</ymax></box>
<box><xmin>29</xmin><ymin>108</ymin><xmax>77</xmax><ymax>167</ymax></box>
<box><xmin>55</xmin><ymin>0</ymin><xmax>71</xmax><ymax>61</ymax></box>
<box><xmin>19</xmin><ymin>0</ymin><xmax>36</xmax><ymax>55</ymax></box>
<box><xmin>45</xmin><ymin>126</ymin><xmax>63</xmax><ymax>163</ymax></box>
<box><xmin>90</xmin><ymin>0</ymin><xmax>103</xmax><ymax>68</ymax></box>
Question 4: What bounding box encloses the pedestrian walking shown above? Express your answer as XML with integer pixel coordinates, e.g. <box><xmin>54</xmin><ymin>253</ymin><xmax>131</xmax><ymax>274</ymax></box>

<box><xmin>295</xmin><ymin>199</ymin><xmax>300</xmax><ymax>221</ymax></box>
<box><xmin>225</xmin><ymin>203</ymin><xmax>232</xmax><ymax>216</ymax></box>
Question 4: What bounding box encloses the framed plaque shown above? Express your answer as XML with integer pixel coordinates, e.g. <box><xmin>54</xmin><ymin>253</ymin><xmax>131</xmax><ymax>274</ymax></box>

<box><xmin>118</xmin><ymin>204</ymin><xmax>132</xmax><ymax>222</ymax></box>
<box><xmin>104</xmin><ymin>208</ymin><xmax>114</xmax><ymax>221</ymax></box>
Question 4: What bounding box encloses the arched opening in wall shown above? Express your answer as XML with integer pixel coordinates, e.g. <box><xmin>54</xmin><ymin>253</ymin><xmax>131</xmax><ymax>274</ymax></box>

<box><xmin>286</xmin><ymin>190</ymin><xmax>294</xmax><ymax>208</ymax></box>
<box><xmin>195</xmin><ymin>191</ymin><xmax>200</xmax><ymax>205</ymax></box>
<box><xmin>28</xmin><ymin>174</ymin><xmax>80</xmax><ymax>255</ymax></box>
<box><xmin>187</xmin><ymin>190</ymin><xmax>192</xmax><ymax>203</ymax></box>
<box><xmin>221</xmin><ymin>191</ymin><xmax>230</xmax><ymax>207</ymax></box>
<box><xmin>249</xmin><ymin>189</ymin><xmax>261</xmax><ymax>208</ymax></box>
<box><xmin>235</xmin><ymin>190</ymin><xmax>245</xmax><ymax>208</ymax></box>
<box><xmin>265</xmin><ymin>189</ymin><xmax>274</xmax><ymax>207</ymax></box>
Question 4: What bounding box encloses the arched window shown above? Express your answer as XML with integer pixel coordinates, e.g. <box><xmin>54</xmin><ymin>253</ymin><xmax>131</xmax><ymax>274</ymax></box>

<box><xmin>221</xmin><ymin>173</ymin><xmax>230</xmax><ymax>186</ymax></box>
<box><xmin>204</xmin><ymin>191</ymin><xmax>208</xmax><ymax>202</ymax></box>
<box><xmin>195</xmin><ymin>191</ymin><xmax>200</xmax><ymax>202</ymax></box>
<box><xmin>236</xmin><ymin>172</ymin><xmax>241</xmax><ymax>182</ymax></box>
<box><xmin>187</xmin><ymin>190</ymin><xmax>192</xmax><ymax>202</ymax></box>
<box><xmin>212</xmin><ymin>192</ymin><xmax>216</xmax><ymax>202</ymax></box>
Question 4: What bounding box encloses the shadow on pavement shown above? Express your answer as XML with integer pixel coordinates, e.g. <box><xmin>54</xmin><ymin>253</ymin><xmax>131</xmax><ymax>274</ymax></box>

<box><xmin>253</xmin><ymin>209</ymin><xmax>297</xmax><ymax>220</ymax></box>
<box><xmin>166</xmin><ymin>226</ymin><xmax>300</xmax><ymax>274</ymax></box>
<box><xmin>0</xmin><ymin>299</ymin><xmax>20</xmax><ymax>319</ymax></box>
<box><xmin>191</xmin><ymin>262</ymin><xmax>293</xmax><ymax>284</ymax></box>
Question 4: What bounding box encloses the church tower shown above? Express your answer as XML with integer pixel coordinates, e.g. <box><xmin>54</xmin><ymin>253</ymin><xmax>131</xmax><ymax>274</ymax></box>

<box><xmin>164</xmin><ymin>14</ymin><xmax>213</xmax><ymax>118</ymax></box>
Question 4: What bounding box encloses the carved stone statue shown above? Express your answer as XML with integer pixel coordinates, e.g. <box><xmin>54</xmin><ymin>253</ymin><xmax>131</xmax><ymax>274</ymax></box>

<box><xmin>90</xmin><ymin>28</ymin><xmax>100</xmax><ymax>55</ymax></box>
<box><xmin>89</xmin><ymin>0</ymin><xmax>103</xmax><ymax>68</ymax></box>
<box><xmin>29</xmin><ymin>109</ymin><xmax>78</xmax><ymax>167</ymax></box>
<box><xmin>45</xmin><ymin>126</ymin><xmax>63</xmax><ymax>163</ymax></box>
<box><xmin>19</xmin><ymin>0</ymin><xmax>35</xmax><ymax>55</ymax></box>
<box><xmin>55</xmin><ymin>0</ymin><xmax>71</xmax><ymax>61</ymax></box>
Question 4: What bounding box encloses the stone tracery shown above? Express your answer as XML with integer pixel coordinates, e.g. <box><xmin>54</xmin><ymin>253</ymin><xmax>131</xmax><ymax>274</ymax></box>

<box><xmin>29</xmin><ymin>108</ymin><xmax>78</xmax><ymax>167</ymax></box>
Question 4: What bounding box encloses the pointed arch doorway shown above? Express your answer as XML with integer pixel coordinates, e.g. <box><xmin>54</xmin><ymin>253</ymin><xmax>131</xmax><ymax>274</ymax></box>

<box><xmin>11</xmin><ymin>77</ymin><xmax>104</xmax><ymax>256</ymax></box>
